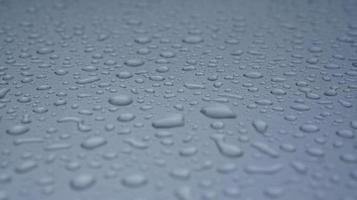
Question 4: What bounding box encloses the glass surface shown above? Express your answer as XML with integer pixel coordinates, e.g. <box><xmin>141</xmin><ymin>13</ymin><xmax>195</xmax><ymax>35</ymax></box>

<box><xmin>0</xmin><ymin>0</ymin><xmax>357</xmax><ymax>199</ymax></box>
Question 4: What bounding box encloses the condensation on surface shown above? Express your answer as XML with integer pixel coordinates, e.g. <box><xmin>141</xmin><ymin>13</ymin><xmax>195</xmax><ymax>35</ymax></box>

<box><xmin>0</xmin><ymin>0</ymin><xmax>357</xmax><ymax>199</ymax></box>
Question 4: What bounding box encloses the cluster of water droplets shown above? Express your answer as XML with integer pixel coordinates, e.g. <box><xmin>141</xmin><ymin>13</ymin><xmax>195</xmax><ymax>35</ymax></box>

<box><xmin>0</xmin><ymin>0</ymin><xmax>357</xmax><ymax>199</ymax></box>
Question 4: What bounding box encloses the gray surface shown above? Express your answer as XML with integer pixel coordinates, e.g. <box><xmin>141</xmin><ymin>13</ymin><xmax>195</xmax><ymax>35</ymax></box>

<box><xmin>1</xmin><ymin>0</ymin><xmax>357</xmax><ymax>199</ymax></box>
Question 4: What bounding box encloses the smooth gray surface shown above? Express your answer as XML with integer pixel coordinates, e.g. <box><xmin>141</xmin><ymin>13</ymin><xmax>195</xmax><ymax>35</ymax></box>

<box><xmin>1</xmin><ymin>0</ymin><xmax>357</xmax><ymax>199</ymax></box>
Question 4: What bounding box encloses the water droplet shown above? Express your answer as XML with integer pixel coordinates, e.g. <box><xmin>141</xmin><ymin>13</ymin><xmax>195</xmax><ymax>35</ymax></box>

<box><xmin>152</xmin><ymin>114</ymin><xmax>185</xmax><ymax>128</ymax></box>
<box><xmin>121</xmin><ymin>174</ymin><xmax>148</xmax><ymax>188</ymax></box>
<box><xmin>6</xmin><ymin>125</ymin><xmax>30</xmax><ymax>136</ymax></box>
<box><xmin>108</xmin><ymin>95</ymin><xmax>133</xmax><ymax>106</ymax></box>
<box><xmin>70</xmin><ymin>174</ymin><xmax>96</xmax><ymax>191</ymax></box>
<box><xmin>81</xmin><ymin>136</ymin><xmax>107</xmax><ymax>150</ymax></box>
<box><xmin>200</xmin><ymin>104</ymin><xmax>236</xmax><ymax>119</ymax></box>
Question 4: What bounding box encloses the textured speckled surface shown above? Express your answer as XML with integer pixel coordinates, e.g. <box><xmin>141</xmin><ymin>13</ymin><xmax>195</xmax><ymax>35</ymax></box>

<box><xmin>1</xmin><ymin>0</ymin><xmax>357</xmax><ymax>199</ymax></box>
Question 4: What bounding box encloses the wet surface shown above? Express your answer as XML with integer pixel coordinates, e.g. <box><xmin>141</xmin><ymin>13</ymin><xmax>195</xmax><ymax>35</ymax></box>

<box><xmin>1</xmin><ymin>0</ymin><xmax>357</xmax><ymax>199</ymax></box>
